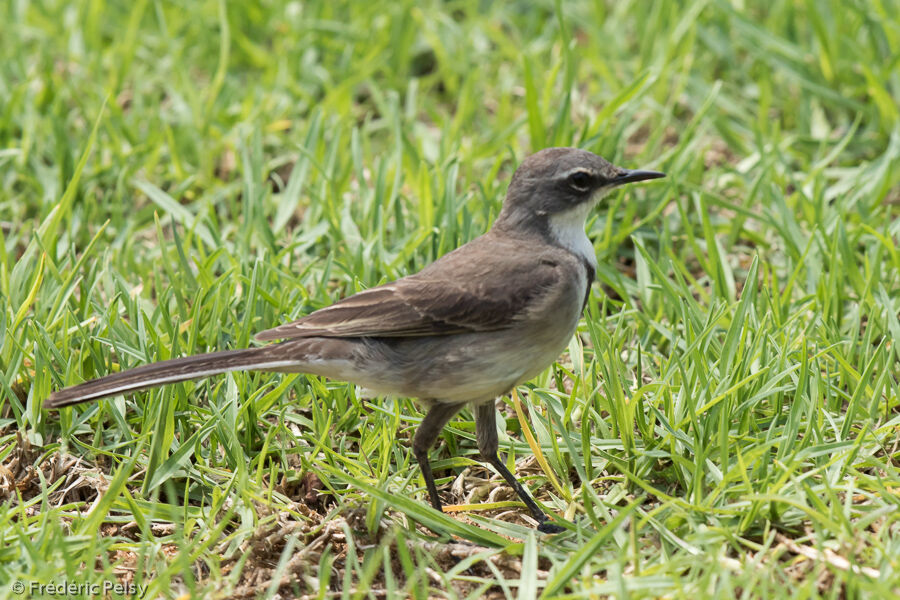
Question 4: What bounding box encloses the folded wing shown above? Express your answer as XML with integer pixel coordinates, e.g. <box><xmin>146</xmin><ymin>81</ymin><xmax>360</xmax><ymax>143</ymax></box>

<box><xmin>255</xmin><ymin>239</ymin><xmax>564</xmax><ymax>341</ymax></box>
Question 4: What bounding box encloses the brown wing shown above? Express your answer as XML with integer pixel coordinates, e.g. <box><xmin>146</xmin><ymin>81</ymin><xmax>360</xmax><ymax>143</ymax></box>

<box><xmin>254</xmin><ymin>234</ymin><xmax>566</xmax><ymax>341</ymax></box>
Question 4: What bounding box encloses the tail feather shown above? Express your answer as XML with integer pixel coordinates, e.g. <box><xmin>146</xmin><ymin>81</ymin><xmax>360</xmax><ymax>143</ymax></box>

<box><xmin>45</xmin><ymin>347</ymin><xmax>302</xmax><ymax>409</ymax></box>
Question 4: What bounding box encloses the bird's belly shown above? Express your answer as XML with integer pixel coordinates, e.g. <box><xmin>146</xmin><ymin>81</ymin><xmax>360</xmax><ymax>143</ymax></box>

<box><xmin>352</xmin><ymin>338</ymin><xmax>566</xmax><ymax>404</ymax></box>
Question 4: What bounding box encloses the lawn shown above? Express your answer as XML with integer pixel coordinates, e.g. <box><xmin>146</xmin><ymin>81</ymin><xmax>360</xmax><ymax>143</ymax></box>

<box><xmin>1</xmin><ymin>0</ymin><xmax>899</xmax><ymax>598</ymax></box>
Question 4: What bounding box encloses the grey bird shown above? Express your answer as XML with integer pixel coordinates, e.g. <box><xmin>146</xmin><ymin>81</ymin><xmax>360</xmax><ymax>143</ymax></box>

<box><xmin>46</xmin><ymin>147</ymin><xmax>664</xmax><ymax>533</ymax></box>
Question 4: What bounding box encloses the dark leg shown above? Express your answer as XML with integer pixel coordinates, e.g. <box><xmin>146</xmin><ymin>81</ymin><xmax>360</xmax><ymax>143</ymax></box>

<box><xmin>474</xmin><ymin>402</ymin><xmax>565</xmax><ymax>533</ymax></box>
<box><xmin>412</xmin><ymin>403</ymin><xmax>463</xmax><ymax>511</ymax></box>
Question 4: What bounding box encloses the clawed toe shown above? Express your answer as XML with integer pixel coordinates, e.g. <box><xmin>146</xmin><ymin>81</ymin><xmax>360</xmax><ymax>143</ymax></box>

<box><xmin>537</xmin><ymin>519</ymin><xmax>567</xmax><ymax>534</ymax></box>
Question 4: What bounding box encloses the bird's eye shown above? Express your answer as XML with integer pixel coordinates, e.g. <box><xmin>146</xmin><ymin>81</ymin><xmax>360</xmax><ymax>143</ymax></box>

<box><xmin>567</xmin><ymin>170</ymin><xmax>592</xmax><ymax>192</ymax></box>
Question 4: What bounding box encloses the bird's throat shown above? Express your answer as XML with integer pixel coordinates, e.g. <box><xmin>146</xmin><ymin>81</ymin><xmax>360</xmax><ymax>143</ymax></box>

<box><xmin>547</xmin><ymin>203</ymin><xmax>599</xmax><ymax>272</ymax></box>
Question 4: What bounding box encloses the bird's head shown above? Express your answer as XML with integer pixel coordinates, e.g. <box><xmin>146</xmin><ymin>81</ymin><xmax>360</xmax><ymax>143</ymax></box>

<box><xmin>494</xmin><ymin>147</ymin><xmax>665</xmax><ymax>235</ymax></box>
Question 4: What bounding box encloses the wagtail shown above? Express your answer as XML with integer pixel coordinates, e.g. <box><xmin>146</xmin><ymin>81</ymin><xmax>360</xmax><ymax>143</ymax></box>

<box><xmin>46</xmin><ymin>147</ymin><xmax>664</xmax><ymax>533</ymax></box>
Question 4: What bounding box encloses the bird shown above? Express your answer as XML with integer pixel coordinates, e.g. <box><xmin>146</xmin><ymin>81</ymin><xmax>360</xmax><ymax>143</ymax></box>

<box><xmin>46</xmin><ymin>147</ymin><xmax>664</xmax><ymax>533</ymax></box>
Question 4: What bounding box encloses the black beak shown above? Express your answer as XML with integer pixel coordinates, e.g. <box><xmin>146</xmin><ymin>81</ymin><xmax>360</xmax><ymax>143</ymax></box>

<box><xmin>612</xmin><ymin>169</ymin><xmax>666</xmax><ymax>185</ymax></box>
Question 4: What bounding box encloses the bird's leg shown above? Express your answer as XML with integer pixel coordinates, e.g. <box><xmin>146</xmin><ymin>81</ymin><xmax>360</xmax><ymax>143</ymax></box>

<box><xmin>474</xmin><ymin>402</ymin><xmax>565</xmax><ymax>533</ymax></box>
<box><xmin>412</xmin><ymin>403</ymin><xmax>462</xmax><ymax>511</ymax></box>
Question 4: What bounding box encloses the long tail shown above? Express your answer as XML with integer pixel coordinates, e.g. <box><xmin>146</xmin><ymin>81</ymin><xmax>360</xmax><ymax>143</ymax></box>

<box><xmin>45</xmin><ymin>346</ymin><xmax>304</xmax><ymax>409</ymax></box>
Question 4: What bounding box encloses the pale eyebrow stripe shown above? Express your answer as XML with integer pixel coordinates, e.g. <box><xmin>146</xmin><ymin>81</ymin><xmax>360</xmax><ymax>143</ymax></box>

<box><xmin>559</xmin><ymin>167</ymin><xmax>596</xmax><ymax>179</ymax></box>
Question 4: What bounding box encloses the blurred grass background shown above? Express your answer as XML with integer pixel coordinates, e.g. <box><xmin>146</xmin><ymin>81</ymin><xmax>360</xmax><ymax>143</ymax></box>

<box><xmin>1</xmin><ymin>0</ymin><xmax>899</xmax><ymax>597</ymax></box>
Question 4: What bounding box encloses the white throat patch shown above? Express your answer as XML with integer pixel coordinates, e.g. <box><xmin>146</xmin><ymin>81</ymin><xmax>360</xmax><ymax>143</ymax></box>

<box><xmin>547</xmin><ymin>191</ymin><xmax>608</xmax><ymax>270</ymax></box>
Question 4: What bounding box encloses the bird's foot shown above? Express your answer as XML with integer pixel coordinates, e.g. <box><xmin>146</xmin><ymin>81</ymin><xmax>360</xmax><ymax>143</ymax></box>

<box><xmin>536</xmin><ymin>518</ymin><xmax>567</xmax><ymax>534</ymax></box>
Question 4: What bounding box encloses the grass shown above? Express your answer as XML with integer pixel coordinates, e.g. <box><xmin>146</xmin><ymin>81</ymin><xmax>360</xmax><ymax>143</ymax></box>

<box><xmin>2</xmin><ymin>0</ymin><xmax>899</xmax><ymax>597</ymax></box>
